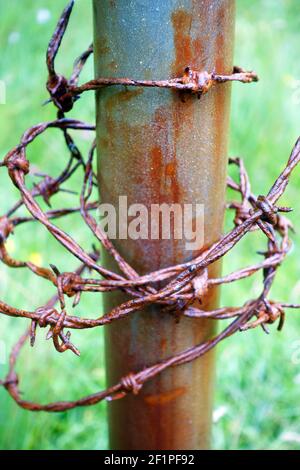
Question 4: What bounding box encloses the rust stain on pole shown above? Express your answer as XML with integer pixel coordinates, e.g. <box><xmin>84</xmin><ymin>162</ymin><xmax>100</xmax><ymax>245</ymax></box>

<box><xmin>93</xmin><ymin>0</ymin><xmax>235</xmax><ymax>450</ymax></box>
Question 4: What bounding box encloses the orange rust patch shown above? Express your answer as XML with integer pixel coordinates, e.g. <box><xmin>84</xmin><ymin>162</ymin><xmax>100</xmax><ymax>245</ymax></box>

<box><xmin>151</xmin><ymin>107</ymin><xmax>182</xmax><ymax>204</ymax></box>
<box><xmin>193</xmin><ymin>37</ymin><xmax>205</xmax><ymax>66</ymax></box>
<box><xmin>150</xmin><ymin>143</ymin><xmax>181</xmax><ymax>204</ymax></box>
<box><xmin>144</xmin><ymin>387</ymin><xmax>186</xmax><ymax>406</ymax></box>
<box><xmin>165</xmin><ymin>162</ymin><xmax>175</xmax><ymax>178</ymax></box>
<box><xmin>171</xmin><ymin>10</ymin><xmax>192</xmax><ymax>73</ymax></box>
<box><xmin>171</xmin><ymin>9</ymin><xmax>204</xmax><ymax>74</ymax></box>
<box><xmin>171</xmin><ymin>9</ymin><xmax>197</xmax><ymax>206</ymax></box>
<box><xmin>160</xmin><ymin>337</ymin><xmax>167</xmax><ymax>354</ymax></box>
<box><xmin>150</xmin><ymin>146</ymin><xmax>163</xmax><ymax>169</ymax></box>
<box><xmin>215</xmin><ymin>33</ymin><xmax>225</xmax><ymax>73</ymax></box>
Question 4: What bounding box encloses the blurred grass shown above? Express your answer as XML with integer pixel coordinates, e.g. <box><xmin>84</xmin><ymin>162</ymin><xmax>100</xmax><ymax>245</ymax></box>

<box><xmin>1</xmin><ymin>0</ymin><xmax>300</xmax><ymax>450</ymax></box>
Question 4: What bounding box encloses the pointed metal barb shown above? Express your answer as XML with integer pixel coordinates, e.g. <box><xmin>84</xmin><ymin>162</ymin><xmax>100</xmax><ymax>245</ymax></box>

<box><xmin>46</xmin><ymin>0</ymin><xmax>75</xmax><ymax>78</ymax></box>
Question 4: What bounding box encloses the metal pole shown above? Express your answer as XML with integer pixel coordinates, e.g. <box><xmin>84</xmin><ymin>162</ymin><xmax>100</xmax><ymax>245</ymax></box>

<box><xmin>93</xmin><ymin>0</ymin><xmax>235</xmax><ymax>450</ymax></box>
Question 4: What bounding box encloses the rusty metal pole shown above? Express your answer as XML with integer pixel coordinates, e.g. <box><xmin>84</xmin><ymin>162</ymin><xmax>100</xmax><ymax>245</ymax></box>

<box><xmin>93</xmin><ymin>0</ymin><xmax>235</xmax><ymax>450</ymax></box>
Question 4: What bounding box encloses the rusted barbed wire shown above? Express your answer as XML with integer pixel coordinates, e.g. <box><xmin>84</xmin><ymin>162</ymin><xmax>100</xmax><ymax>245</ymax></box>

<box><xmin>0</xmin><ymin>0</ymin><xmax>299</xmax><ymax>411</ymax></box>
<box><xmin>69</xmin><ymin>65</ymin><xmax>258</xmax><ymax>101</ymax></box>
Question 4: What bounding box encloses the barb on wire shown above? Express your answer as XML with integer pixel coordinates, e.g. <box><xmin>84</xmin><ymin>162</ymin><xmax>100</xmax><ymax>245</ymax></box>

<box><xmin>43</xmin><ymin>0</ymin><xmax>258</xmax><ymax>113</ymax></box>
<box><xmin>0</xmin><ymin>1</ymin><xmax>299</xmax><ymax>412</ymax></box>
<box><xmin>69</xmin><ymin>65</ymin><xmax>258</xmax><ymax>100</ymax></box>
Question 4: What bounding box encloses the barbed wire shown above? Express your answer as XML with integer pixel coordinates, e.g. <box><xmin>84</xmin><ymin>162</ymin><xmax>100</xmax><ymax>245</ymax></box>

<box><xmin>0</xmin><ymin>0</ymin><xmax>299</xmax><ymax>411</ymax></box>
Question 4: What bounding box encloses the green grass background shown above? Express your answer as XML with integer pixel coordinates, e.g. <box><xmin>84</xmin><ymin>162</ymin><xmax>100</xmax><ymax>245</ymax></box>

<box><xmin>1</xmin><ymin>0</ymin><xmax>300</xmax><ymax>450</ymax></box>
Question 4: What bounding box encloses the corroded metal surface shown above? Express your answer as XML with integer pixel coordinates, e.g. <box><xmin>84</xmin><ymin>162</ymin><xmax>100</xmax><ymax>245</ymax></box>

<box><xmin>0</xmin><ymin>1</ymin><xmax>297</xmax><ymax>450</ymax></box>
<box><xmin>94</xmin><ymin>0</ymin><xmax>235</xmax><ymax>450</ymax></box>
